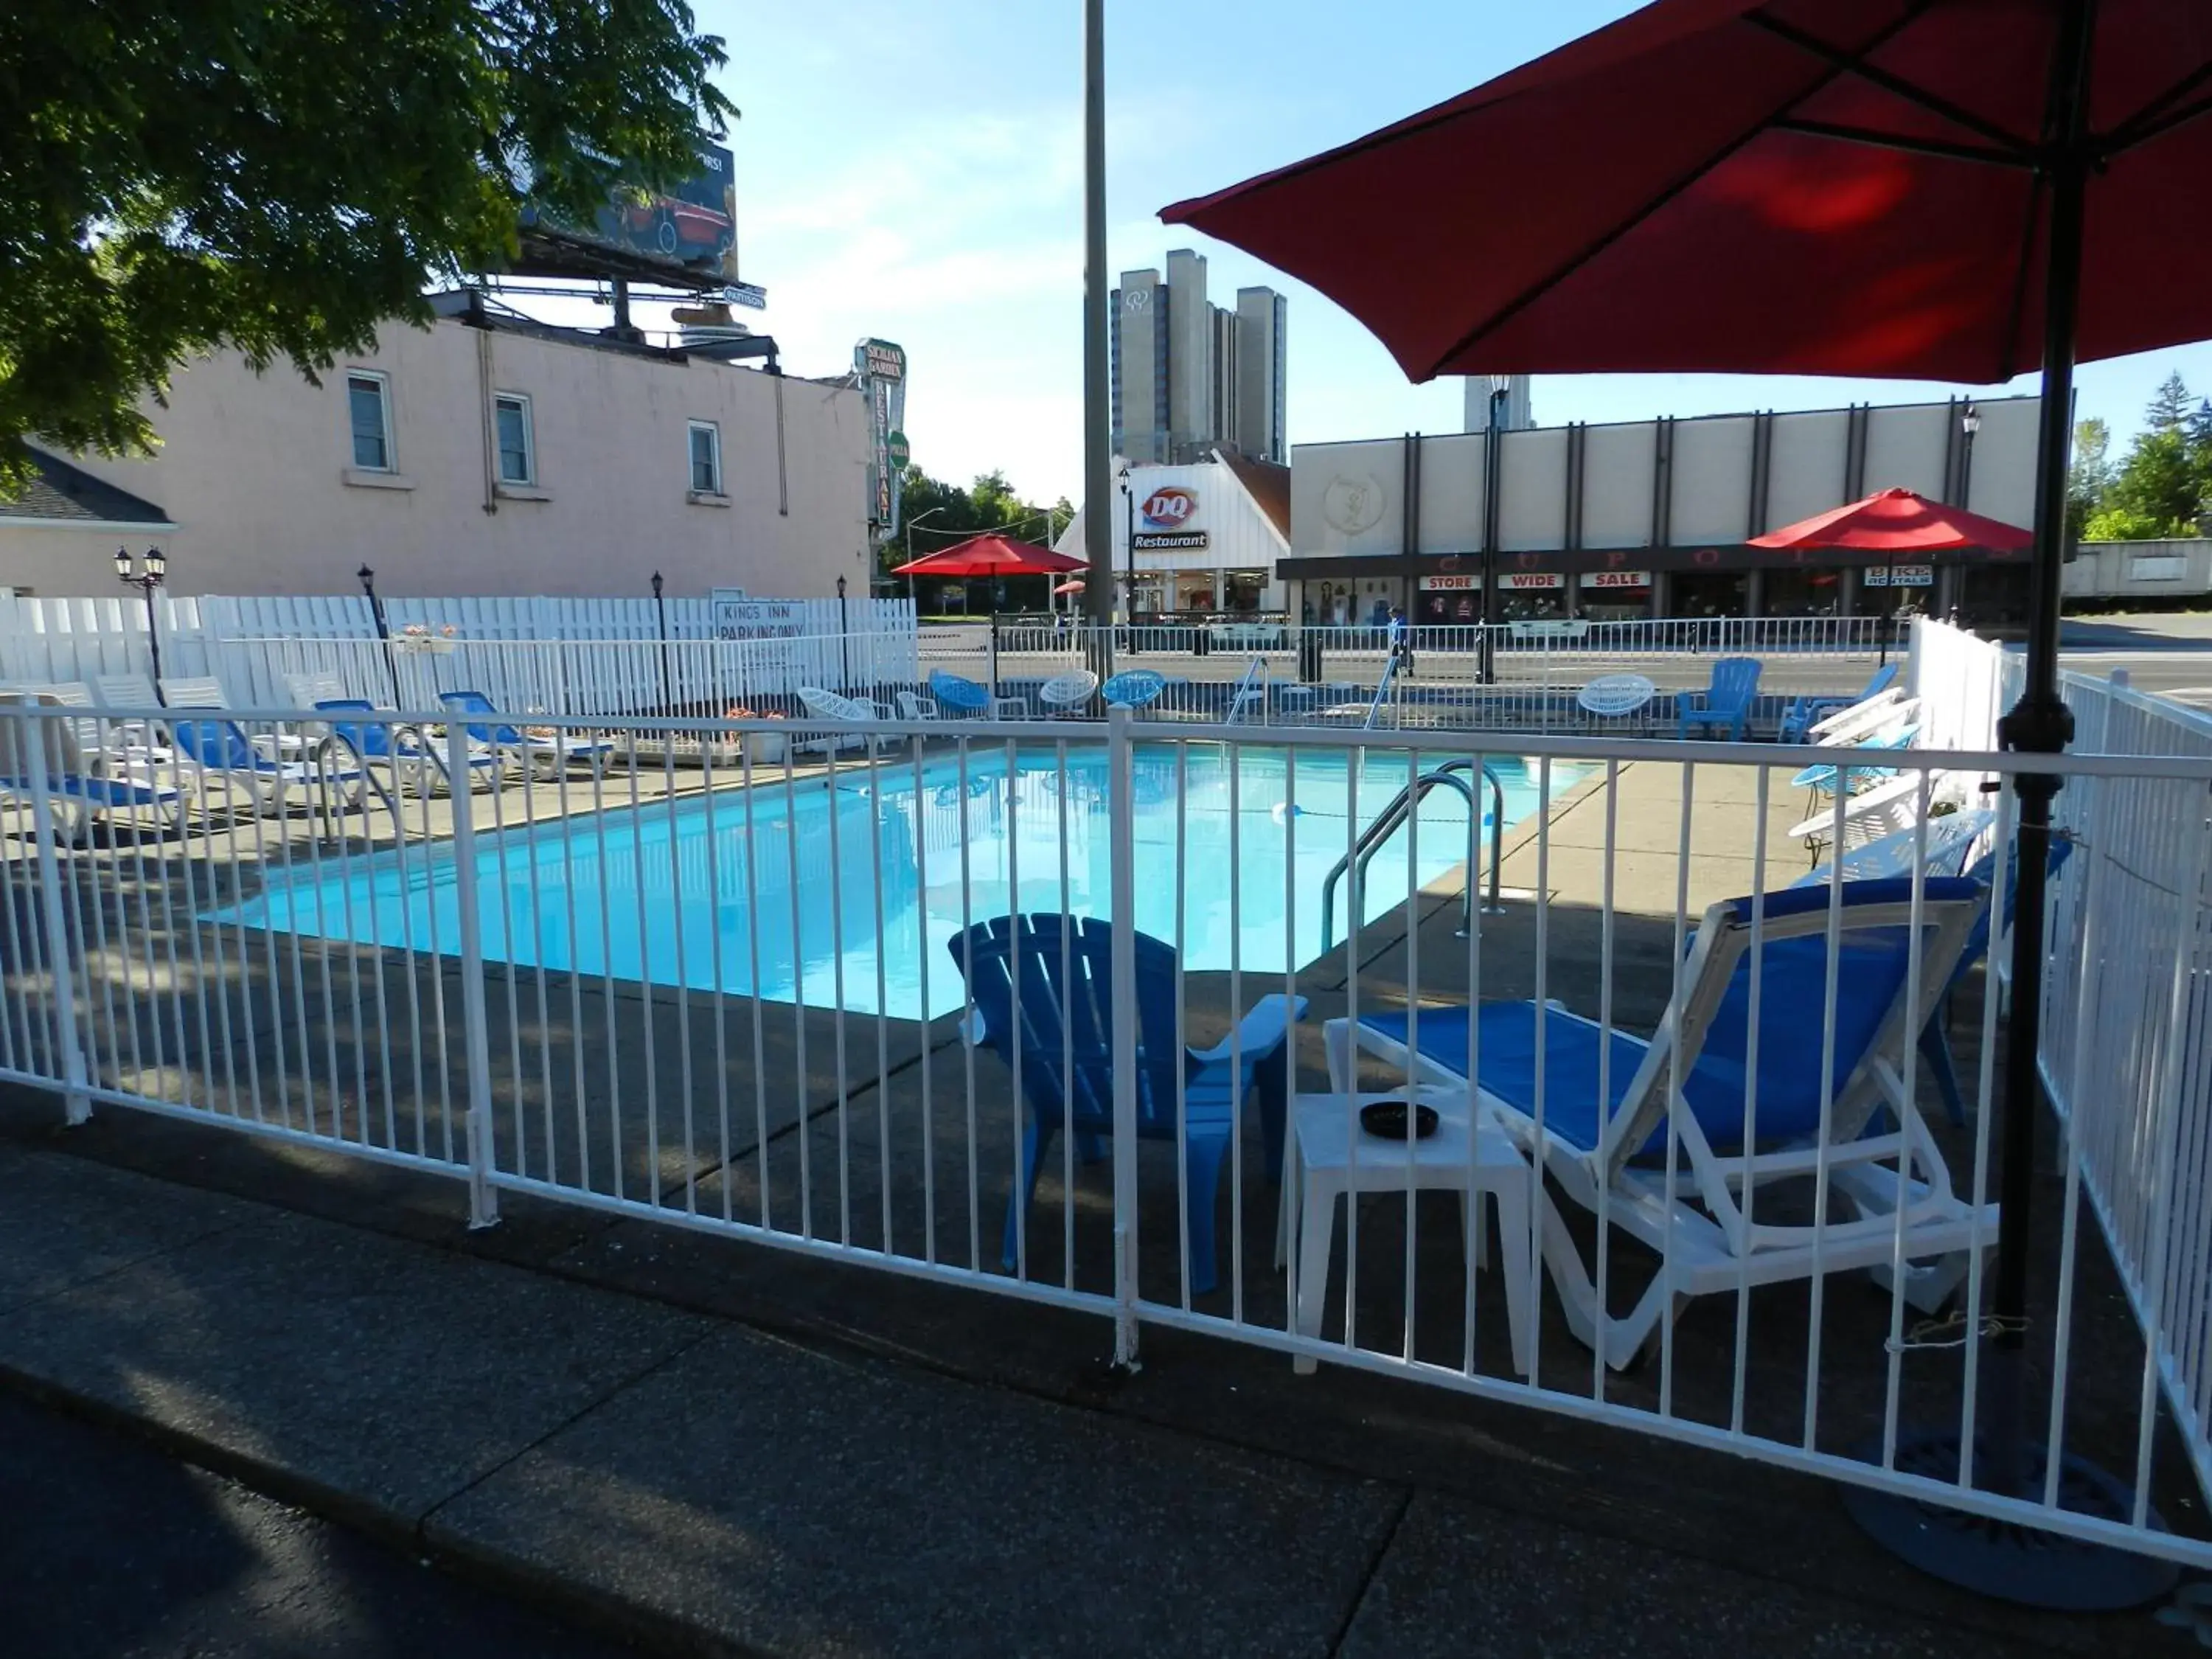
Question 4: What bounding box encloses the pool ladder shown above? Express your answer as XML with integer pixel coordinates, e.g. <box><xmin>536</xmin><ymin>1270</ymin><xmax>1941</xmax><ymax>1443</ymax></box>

<box><xmin>1319</xmin><ymin>758</ymin><xmax>1507</xmax><ymax>950</ymax></box>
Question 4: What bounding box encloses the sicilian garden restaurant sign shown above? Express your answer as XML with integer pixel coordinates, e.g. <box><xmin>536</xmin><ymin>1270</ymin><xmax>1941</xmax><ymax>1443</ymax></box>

<box><xmin>858</xmin><ymin>339</ymin><xmax>908</xmax><ymax>543</ymax></box>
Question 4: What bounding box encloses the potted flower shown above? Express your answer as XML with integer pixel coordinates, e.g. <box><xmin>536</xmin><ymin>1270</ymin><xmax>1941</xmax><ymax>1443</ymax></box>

<box><xmin>726</xmin><ymin>705</ymin><xmax>788</xmax><ymax>765</ymax></box>
<box><xmin>394</xmin><ymin>622</ymin><xmax>459</xmax><ymax>656</ymax></box>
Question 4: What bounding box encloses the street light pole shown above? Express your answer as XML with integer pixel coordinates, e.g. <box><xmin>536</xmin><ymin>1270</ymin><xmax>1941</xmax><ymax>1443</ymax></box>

<box><xmin>114</xmin><ymin>546</ymin><xmax>168</xmax><ymax>689</ymax></box>
<box><xmin>836</xmin><ymin>574</ymin><xmax>851</xmax><ymax>692</ymax></box>
<box><xmin>650</xmin><ymin>570</ymin><xmax>671</xmax><ymax>713</ymax></box>
<box><xmin>1119</xmin><ymin>465</ymin><xmax>1137</xmax><ymax>645</ymax></box>
<box><xmin>905</xmin><ymin>504</ymin><xmax>947</xmax><ymax>615</ymax></box>
<box><xmin>1080</xmin><ymin>0</ymin><xmax>1114</xmax><ymax>683</ymax></box>
<box><xmin>1480</xmin><ymin>383</ymin><xmax>1506</xmax><ymax>684</ymax></box>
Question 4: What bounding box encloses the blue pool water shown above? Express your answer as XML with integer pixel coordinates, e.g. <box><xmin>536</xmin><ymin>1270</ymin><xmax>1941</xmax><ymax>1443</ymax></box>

<box><xmin>230</xmin><ymin>747</ymin><xmax>1582</xmax><ymax>1020</ymax></box>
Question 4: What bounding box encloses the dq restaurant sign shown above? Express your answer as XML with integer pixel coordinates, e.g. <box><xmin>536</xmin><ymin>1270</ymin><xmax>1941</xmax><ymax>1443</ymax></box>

<box><xmin>1133</xmin><ymin>484</ymin><xmax>1208</xmax><ymax>552</ymax></box>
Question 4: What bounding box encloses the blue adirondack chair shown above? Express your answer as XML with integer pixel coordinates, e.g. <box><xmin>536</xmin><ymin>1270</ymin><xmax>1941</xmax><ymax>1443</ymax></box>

<box><xmin>1781</xmin><ymin>661</ymin><xmax>1899</xmax><ymax>742</ymax></box>
<box><xmin>1677</xmin><ymin>656</ymin><xmax>1762</xmax><ymax>740</ymax></box>
<box><xmin>949</xmin><ymin>914</ymin><xmax>1306</xmax><ymax>1295</ymax></box>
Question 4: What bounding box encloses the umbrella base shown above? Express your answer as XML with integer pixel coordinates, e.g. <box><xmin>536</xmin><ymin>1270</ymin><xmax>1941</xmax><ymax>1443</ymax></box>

<box><xmin>1842</xmin><ymin>1432</ymin><xmax>2180</xmax><ymax>1611</ymax></box>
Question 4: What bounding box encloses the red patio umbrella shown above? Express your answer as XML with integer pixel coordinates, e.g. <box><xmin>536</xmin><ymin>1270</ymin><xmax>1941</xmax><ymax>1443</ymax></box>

<box><xmin>889</xmin><ymin>534</ymin><xmax>1085</xmax><ymax>578</ymax></box>
<box><xmin>1751</xmin><ymin>486</ymin><xmax>2033</xmax><ymax>660</ymax></box>
<box><xmin>1748</xmin><ymin>486</ymin><xmax>2034</xmax><ymax>554</ymax></box>
<box><xmin>1163</xmin><ymin>0</ymin><xmax>2212</xmax><ymax>1606</ymax></box>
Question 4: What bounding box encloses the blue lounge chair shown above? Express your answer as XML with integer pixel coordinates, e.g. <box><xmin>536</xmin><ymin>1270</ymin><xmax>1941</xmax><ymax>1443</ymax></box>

<box><xmin>170</xmin><ymin>717</ymin><xmax>363</xmax><ymax>814</ymax></box>
<box><xmin>316</xmin><ymin>699</ymin><xmax>495</xmax><ymax>791</ymax></box>
<box><xmin>0</xmin><ymin>692</ymin><xmax>185</xmax><ymax>842</ymax></box>
<box><xmin>1676</xmin><ymin>655</ymin><xmax>1762</xmax><ymax>741</ymax></box>
<box><xmin>1793</xmin><ymin>809</ymin><xmax>1993</xmax><ymax>1126</ymax></box>
<box><xmin>1329</xmin><ymin>877</ymin><xmax>1991</xmax><ymax>1368</ymax></box>
<box><xmin>950</xmin><ymin>914</ymin><xmax>1306</xmax><ymax>1295</ymax></box>
<box><xmin>1100</xmin><ymin>669</ymin><xmax>1166</xmax><ymax>714</ymax></box>
<box><xmin>439</xmin><ymin>691</ymin><xmax>613</xmax><ymax>776</ymax></box>
<box><xmin>1781</xmin><ymin>662</ymin><xmax>1898</xmax><ymax>742</ymax></box>
<box><xmin>1910</xmin><ymin>834</ymin><xmax>2075</xmax><ymax>1126</ymax></box>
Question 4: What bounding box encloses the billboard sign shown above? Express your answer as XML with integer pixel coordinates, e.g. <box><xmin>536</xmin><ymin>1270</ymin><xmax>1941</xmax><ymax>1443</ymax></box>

<box><xmin>520</xmin><ymin>141</ymin><xmax>740</xmax><ymax>283</ymax></box>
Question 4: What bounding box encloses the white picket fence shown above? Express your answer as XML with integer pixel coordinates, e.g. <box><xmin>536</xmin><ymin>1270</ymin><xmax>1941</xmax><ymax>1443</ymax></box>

<box><xmin>1915</xmin><ymin>615</ymin><xmax>2212</xmax><ymax>1511</ymax></box>
<box><xmin>0</xmin><ymin>593</ymin><xmax>919</xmax><ymax>714</ymax></box>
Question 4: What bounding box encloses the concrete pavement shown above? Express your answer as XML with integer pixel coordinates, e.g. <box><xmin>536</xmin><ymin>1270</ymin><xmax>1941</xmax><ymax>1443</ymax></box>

<box><xmin>0</xmin><ymin>1106</ymin><xmax>2194</xmax><ymax>1658</ymax></box>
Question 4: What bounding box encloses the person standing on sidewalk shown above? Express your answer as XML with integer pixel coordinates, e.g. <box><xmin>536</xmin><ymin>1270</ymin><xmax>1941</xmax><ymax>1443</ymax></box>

<box><xmin>1388</xmin><ymin>604</ymin><xmax>1413</xmax><ymax>678</ymax></box>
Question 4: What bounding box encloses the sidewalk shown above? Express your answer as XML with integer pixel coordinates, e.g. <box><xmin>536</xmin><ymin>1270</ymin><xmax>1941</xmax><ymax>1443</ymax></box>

<box><xmin>1</xmin><ymin>1097</ymin><xmax>2186</xmax><ymax>1658</ymax></box>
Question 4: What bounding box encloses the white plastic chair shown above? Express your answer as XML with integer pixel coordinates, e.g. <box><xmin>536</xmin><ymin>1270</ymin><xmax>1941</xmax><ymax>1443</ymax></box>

<box><xmin>895</xmin><ymin>690</ymin><xmax>940</xmax><ymax>723</ymax></box>
<box><xmin>796</xmin><ymin>687</ymin><xmax>900</xmax><ymax>754</ymax></box>
<box><xmin>1037</xmin><ymin>669</ymin><xmax>1099</xmax><ymax>717</ymax></box>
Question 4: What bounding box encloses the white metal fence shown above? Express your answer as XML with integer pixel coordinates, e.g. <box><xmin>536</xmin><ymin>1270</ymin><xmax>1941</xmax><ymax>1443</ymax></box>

<box><xmin>1</xmin><ymin>659</ymin><xmax>2206</xmax><ymax>1571</ymax></box>
<box><xmin>922</xmin><ymin>616</ymin><xmax>1896</xmax><ymax>733</ymax></box>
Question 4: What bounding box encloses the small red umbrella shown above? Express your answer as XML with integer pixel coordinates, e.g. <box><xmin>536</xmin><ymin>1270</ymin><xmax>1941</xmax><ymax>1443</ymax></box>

<box><xmin>889</xmin><ymin>534</ymin><xmax>1085</xmax><ymax>577</ymax></box>
<box><xmin>1750</xmin><ymin>487</ymin><xmax>2031</xmax><ymax>660</ymax></box>
<box><xmin>1748</xmin><ymin>486</ymin><xmax>2033</xmax><ymax>553</ymax></box>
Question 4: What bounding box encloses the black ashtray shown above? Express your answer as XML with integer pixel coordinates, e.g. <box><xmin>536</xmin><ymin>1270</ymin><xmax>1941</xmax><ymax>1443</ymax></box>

<box><xmin>1359</xmin><ymin>1099</ymin><xmax>1439</xmax><ymax>1141</ymax></box>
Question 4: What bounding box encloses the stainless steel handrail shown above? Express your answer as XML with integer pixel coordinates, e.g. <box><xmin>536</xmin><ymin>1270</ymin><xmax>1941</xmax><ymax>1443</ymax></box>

<box><xmin>1319</xmin><ymin>757</ymin><xmax>1506</xmax><ymax>950</ymax></box>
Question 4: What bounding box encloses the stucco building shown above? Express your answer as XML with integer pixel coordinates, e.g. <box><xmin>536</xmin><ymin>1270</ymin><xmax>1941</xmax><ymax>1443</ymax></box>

<box><xmin>0</xmin><ymin>289</ymin><xmax>871</xmax><ymax>600</ymax></box>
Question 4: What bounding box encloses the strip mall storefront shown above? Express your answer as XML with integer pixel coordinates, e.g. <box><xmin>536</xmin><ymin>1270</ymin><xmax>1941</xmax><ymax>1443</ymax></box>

<box><xmin>1289</xmin><ymin>549</ymin><xmax>2016</xmax><ymax>625</ymax></box>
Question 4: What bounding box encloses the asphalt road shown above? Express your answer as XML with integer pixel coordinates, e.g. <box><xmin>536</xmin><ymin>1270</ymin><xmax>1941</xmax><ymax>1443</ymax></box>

<box><xmin>0</xmin><ymin>1390</ymin><xmax>636</xmax><ymax>1659</ymax></box>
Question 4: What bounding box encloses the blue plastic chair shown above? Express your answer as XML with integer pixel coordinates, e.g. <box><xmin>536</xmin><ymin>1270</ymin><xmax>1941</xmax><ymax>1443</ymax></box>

<box><xmin>928</xmin><ymin>670</ymin><xmax>995</xmax><ymax>718</ymax></box>
<box><xmin>949</xmin><ymin>914</ymin><xmax>1305</xmax><ymax>1295</ymax></box>
<box><xmin>1790</xmin><ymin>723</ymin><xmax>1920</xmax><ymax>796</ymax></box>
<box><xmin>1100</xmin><ymin>670</ymin><xmax>1166</xmax><ymax>713</ymax></box>
<box><xmin>1781</xmin><ymin>662</ymin><xmax>1898</xmax><ymax>743</ymax></box>
<box><xmin>1677</xmin><ymin>656</ymin><xmax>1762</xmax><ymax>740</ymax></box>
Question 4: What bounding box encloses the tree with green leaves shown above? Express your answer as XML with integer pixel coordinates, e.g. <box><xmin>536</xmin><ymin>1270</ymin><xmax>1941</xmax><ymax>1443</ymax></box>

<box><xmin>891</xmin><ymin>465</ymin><xmax>1067</xmax><ymax>613</ymax></box>
<box><xmin>2066</xmin><ymin>417</ymin><xmax>2112</xmax><ymax>539</ymax></box>
<box><xmin>0</xmin><ymin>1</ymin><xmax>735</xmax><ymax>493</ymax></box>
<box><xmin>2084</xmin><ymin>372</ymin><xmax>2210</xmax><ymax>540</ymax></box>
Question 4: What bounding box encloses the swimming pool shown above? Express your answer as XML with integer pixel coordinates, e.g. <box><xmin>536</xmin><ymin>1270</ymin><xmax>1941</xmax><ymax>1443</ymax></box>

<box><xmin>231</xmin><ymin>746</ymin><xmax>1584</xmax><ymax>1021</ymax></box>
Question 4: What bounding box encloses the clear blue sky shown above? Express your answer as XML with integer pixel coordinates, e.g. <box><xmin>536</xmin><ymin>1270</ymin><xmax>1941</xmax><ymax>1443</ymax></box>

<box><xmin>695</xmin><ymin>0</ymin><xmax>2212</xmax><ymax>505</ymax></box>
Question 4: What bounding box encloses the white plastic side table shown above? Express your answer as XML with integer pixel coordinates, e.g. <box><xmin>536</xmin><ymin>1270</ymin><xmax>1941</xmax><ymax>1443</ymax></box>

<box><xmin>1276</xmin><ymin>1089</ymin><xmax>1537</xmax><ymax>1377</ymax></box>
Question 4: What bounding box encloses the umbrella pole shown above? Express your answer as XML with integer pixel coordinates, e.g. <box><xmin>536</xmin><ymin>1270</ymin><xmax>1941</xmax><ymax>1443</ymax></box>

<box><xmin>1846</xmin><ymin>1</ymin><xmax>2177</xmax><ymax>1609</ymax></box>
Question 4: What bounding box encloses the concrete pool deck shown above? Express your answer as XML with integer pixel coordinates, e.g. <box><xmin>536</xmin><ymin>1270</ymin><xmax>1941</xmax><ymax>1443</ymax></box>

<box><xmin>0</xmin><ymin>740</ymin><xmax>2200</xmax><ymax>1655</ymax></box>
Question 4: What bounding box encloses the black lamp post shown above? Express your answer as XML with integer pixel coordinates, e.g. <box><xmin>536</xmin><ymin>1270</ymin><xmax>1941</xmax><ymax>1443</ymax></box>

<box><xmin>1479</xmin><ymin>383</ymin><xmax>1507</xmax><ymax>684</ymax></box>
<box><xmin>1119</xmin><ymin>463</ymin><xmax>1137</xmax><ymax>639</ymax></box>
<box><xmin>356</xmin><ymin>563</ymin><xmax>402</xmax><ymax>707</ymax></box>
<box><xmin>835</xmin><ymin>573</ymin><xmax>852</xmax><ymax>692</ymax></box>
<box><xmin>1956</xmin><ymin>402</ymin><xmax>1982</xmax><ymax>627</ymax></box>
<box><xmin>115</xmin><ymin>546</ymin><xmax>167</xmax><ymax>689</ymax></box>
<box><xmin>650</xmin><ymin>570</ymin><xmax>671</xmax><ymax>714</ymax></box>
